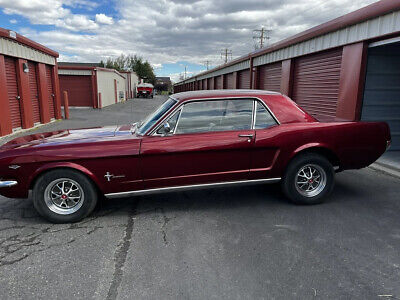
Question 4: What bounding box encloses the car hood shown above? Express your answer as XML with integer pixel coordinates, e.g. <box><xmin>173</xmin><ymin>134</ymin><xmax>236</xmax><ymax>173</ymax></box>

<box><xmin>1</xmin><ymin>124</ymin><xmax>138</xmax><ymax>150</ymax></box>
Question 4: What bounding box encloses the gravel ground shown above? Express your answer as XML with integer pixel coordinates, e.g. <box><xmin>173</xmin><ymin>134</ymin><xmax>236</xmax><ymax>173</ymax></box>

<box><xmin>0</xmin><ymin>95</ymin><xmax>399</xmax><ymax>299</ymax></box>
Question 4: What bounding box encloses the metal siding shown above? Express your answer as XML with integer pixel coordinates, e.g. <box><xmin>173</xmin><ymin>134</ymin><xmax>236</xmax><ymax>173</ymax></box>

<box><xmin>292</xmin><ymin>48</ymin><xmax>343</xmax><ymax>121</ymax></box>
<box><xmin>45</xmin><ymin>65</ymin><xmax>55</xmax><ymax>119</ymax></box>
<box><xmin>59</xmin><ymin>75</ymin><xmax>93</xmax><ymax>107</ymax></box>
<box><xmin>0</xmin><ymin>37</ymin><xmax>56</xmax><ymax>65</ymax></box>
<box><xmin>58</xmin><ymin>69</ymin><xmax>92</xmax><ymax>76</ymax></box>
<box><xmin>215</xmin><ymin>75</ymin><xmax>223</xmax><ymax>89</ymax></box>
<box><xmin>27</xmin><ymin>61</ymin><xmax>41</xmax><ymax>123</ymax></box>
<box><xmin>208</xmin><ymin>77</ymin><xmax>214</xmax><ymax>90</ymax></box>
<box><xmin>4</xmin><ymin>56</ymin><xmax>22</xmax><ymax>129</ymax></box>
<box><xmin>226</xmin><ymin>73</ymin><xmax>234</xmax><ymax>89</ymax></box>
<box><xmin>197</xmin><ymin>60</ymin><xmax>250</xmax><ymax>80</ymax></box>
<box><xmin>258</xmin><ymin>62</ymin><xmax>282</xmax><ymax>92</ymax></box>
<box><xmin>361</xmin><ymin>43</ymin><xmax>400</xmax><ymax>150</ymax></box>
<box><xmin>238</xmin><ymin>69</ymin><xmax>250</xmax><ymax>89</ymax></box>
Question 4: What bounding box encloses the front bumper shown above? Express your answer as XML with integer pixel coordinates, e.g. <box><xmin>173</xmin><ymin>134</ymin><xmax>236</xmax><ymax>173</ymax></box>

<box><xmin>0</xmin><ymin>180</ymin><xmax>18</xmax><ymax>188</ymax></box>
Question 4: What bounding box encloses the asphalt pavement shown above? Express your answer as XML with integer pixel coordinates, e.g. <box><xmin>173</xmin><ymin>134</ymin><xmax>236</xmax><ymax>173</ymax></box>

<box><xmin>0</xmin><ymin>95</ymin><xmax>399</xmax><ymax>299</ymax></box>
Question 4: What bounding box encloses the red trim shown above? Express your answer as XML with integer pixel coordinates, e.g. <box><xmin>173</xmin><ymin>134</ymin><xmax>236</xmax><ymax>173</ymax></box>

<box><xmin>336</xmin><ymin>42</ymin><xmax>367</xmax><ymax>121</ymax></box>
<box><xmin>0</xmin><ymin>55</ymin><xmax>13</xmax><ymax>136</ymax></box>
<box><xmin>16</xmin><ymin>59</ymin><xmax>34</xmax><ymax>129</ymax></box>
<box><xmin>0</xmin><ymin>28</ymin><xmax>58</xmax><ymax>57</ymax></box>
<box><xmin>37</xmin><ymin>63</ymin><xmax>51</xmax><ymax>123</ymax></box>
<box><xmin>98</xmin><ymin>92</ymin><xmax>102</xmax><ymax>108</ymax></box>
<box><xmin>280</xmin><ymin>59</ymin><xmax>293</xmax><ymax>96</ymax></box>
<box><xmin>176</xmin><ymin>0</ymin><xmax>400</xmax><ymax>84</ymax></box>
<box><xmin>52</xmin><ymin>64</ymin><xmax>62</xmax><ymax>119</ymax></box>
<box><xmin>91</xmin><ymin>70</ymin><xmax>98</xmax><ymax>108</ymax></box>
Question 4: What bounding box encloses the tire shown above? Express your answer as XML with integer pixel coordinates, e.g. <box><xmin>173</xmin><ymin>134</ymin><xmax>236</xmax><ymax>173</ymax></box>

<box><xmin>282</xmin><ymin>153</ymin><xmax>334</xmax><ymax>205</ymax></box>
<box><xmin>33</xmin><ymin>169</ymin><xmax>98</xmax><ymax>223</ymax></box>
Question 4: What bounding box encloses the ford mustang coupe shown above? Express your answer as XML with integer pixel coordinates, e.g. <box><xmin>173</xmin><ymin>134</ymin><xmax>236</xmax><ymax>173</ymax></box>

<box><xmin>0</xmin><ymin>90</ymin><xmax>391</xmax><ymax>223</ymax></box>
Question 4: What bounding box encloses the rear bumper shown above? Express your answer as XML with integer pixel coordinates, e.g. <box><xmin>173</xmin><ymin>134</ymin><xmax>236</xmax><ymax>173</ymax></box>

<box><xmin>0</xmin><ymin>180</ymin><xmax>18</xmax><ymax>188</ymax></box>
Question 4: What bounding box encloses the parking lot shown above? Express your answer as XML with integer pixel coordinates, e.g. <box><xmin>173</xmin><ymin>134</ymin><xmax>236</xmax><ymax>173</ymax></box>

<box><xmin>0</xmin><ymin>95</ymin><xmax>400</xmax><ymax>299</ymax></box>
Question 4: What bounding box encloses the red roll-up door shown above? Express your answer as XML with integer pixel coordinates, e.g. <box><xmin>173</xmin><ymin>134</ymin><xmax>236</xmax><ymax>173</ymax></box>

<box><xmin>258</xmin><ymin>62</ymin><xmax>282</xmax><ymax>92</ymax></box>
<box><xmin>226</xmin><ymin>73</ymin><xmax>234</xmax><ymax>89</ymax></box>
<box><xmin>198</xmin><ymin>80</ymin><xmax>202</xmax><ymax>90</ymax></box>
<box><xmin>45</xmin><ymin>65</ymin><xmax>56</xmax><ymax>119</ymax></box>
<box><xmin>292</xmin><ymin>48</ymin><xmax>343</xmax><ymax>121</ymax></box>
<box><xmin>59</xmin><ymin>75</ymin><xmax>93</xmax><ymax>107</ymax></box>
<box><xmin>238</xmin><ymin>69</ymin><xmax>250</xmax><ymax>89</ymax></box>
<box><xmin>202</xmin><ymin>79</ymin><xmax>206</xmax><ymax>90</ymax></box>
<box><xmin>28</xmin><ymin>61</ymin><xmax>41</xmax><ymax>124</ymax></box>
<box><xmin>215</xmin><ymin>75</ymin><xmax>222</xmax><ymax>89</ymax></box>
<box><xmin>208</xmin><ymin>77</ymin><xmax>214</xmax><ymax>90</ymax></box>
<box><xmin>4</xmin><ymin>56</ymin><xmax>22</xmax><ymax>129</ymax></box>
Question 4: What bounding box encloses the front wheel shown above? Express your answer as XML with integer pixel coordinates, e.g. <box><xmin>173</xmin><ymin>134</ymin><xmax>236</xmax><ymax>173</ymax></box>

<box><xmin>282</xmin><ymin>153</ymin><xmax>334</xmax><ymax>205</ymax></box>
<box><xmin>33</xmin><ymin>169</ymin><xmax>98</xmax><ymax>223</ymax></box>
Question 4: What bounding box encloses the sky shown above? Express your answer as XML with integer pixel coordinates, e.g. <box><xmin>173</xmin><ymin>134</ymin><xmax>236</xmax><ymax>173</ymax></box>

<box><xmin>0</xmin><ymin>0</ymin><xmax>378</xmax><ymax>82</ymax></box>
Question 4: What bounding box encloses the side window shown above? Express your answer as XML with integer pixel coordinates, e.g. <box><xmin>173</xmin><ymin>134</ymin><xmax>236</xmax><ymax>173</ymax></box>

<box><xmin>156</xmin><ymin>109</ymin><xmax>180</xmax><ymax>134</ymax></box>
<box><xmin>175</xmin><ymin>99</ymin><xmax>253</xmax><ymax>134</ymax></box>
<box><xmin>254</xmin><ymin>101</ymin><xmax>277</xmax><ymax>129</ymax></box>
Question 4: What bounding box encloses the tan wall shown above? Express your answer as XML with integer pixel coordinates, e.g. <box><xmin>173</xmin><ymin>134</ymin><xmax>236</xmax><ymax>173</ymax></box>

<box><xmin>97</xmin><ymin>70</ymin><xmax>126</xmax><ymax>107</ymax></box>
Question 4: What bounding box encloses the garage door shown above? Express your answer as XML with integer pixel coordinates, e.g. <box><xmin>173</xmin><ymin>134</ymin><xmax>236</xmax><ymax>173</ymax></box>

<box><xmin>45</xmin><ymin>65</ymin><xmax>56</xmax><ymax>119</ymax></box>
<box><xmin>292</xmin><ymin>48</ymin><xmax>343</xmax><ymax>121</ymax></box>
<box><xmin>361</xmin><ymin>43</ymin><xmax>400</xmax><ymax>151</ymax></box>
<box><xmin>238</xmin><ymin>69</ymin><xmax>250</xmax><ymax>89</ymax></box>
<box><xmin>215</xmin><ymin>75</ymin><xmax>222</xmax><ymax>89</ymax></box>
<box><xmin>4</xmin><ymin>56</ymin><xmax>22</xmax><ymax>129</ymax></box>
<box><xmin>28</xmin><ymin>62</ymin><xmax>41</xmax><ymax>124</ymax></box>
<box><xmin>208</xmin><ymin>77</ymin><xmax>214</xmax><ymax>90</ymax></box>
<box><xmin>225</xmin><ymin>73</ymin><xmax>234</xmax><ymax>89</ymax></box>
<box><xmin>258</xmin><ymin>62</ymin><xmax>282</xmax><ymax>93</ymax></box>
<box><xmin>59</xmin><ymin>75</ymin><xmax>93</xmax><ymax>107</ymax></box>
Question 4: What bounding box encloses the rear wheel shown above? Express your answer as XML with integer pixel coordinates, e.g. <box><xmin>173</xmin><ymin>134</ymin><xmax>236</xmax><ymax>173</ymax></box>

<box><xmin>33</xmin><ymin>169</ymin><xmax>98</xmax><ymax>223</ymax></box>
<box><xmin>282</xmin><ymin>153</ymin><xmax>334</xmax><ymax>205</ymax></box>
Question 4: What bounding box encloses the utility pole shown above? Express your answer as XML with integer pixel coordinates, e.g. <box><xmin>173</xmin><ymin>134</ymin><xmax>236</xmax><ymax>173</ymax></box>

<box><xmin>203</xmin><ymin>60</ymin><xmax>212</xmax><ymax>70</ymax></box>
<box><xmin>184</xmin><ymin>66</ymin><xmax>187</xmax><ymax>79</ymax></box>
<box><xmin>220</xmin><ymin>48</ymin><xmax>232</xmax><ymax>64</ymax></box>
<box><xmin>253</xmin><ymin>27</ymin><xmax>272</xmax><ymax>50</ymax></box>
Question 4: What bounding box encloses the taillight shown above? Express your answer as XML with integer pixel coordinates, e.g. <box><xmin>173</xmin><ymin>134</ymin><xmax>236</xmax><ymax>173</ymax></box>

<box><xmin>386</xmin><ymin>140</ymin><xmax>391</xmax><ymax>150</ymax></box>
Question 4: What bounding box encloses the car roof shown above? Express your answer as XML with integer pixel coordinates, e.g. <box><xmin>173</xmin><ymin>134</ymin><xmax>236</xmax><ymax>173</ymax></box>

<box><xmin>172</xmin><ymin>89</ymin><xmax>281</xmax><ymax>101</ymax></box>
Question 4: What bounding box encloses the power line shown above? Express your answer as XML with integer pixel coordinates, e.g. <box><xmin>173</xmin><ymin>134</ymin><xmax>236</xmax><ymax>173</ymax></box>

<box><xmin>253</xmin><ymin>27</ymin><xmax>272</xmax><ymax>50</ymax></box>
<box><xmin>220</xmin><ymin>48</ymin><xmax>232</xmax><ymax>64</ymax></box>
<box><xmin>203</xmin><ymin>60</ymin><xmax>212</xmax><ymax>70</ymax></box>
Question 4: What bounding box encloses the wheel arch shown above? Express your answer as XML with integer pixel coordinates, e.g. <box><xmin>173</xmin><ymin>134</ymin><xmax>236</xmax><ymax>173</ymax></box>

<box><xmin>290</xmin><ymin>144</ymin><xmax>340</xmax><ymax>168</ymax></box>
<box><xmin>29</xmin><ymin>163</ymin><xmax>104</xmax><ymax>193</ymax></box>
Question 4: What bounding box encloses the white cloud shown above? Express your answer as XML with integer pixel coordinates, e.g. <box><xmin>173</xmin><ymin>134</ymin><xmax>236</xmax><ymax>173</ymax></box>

<box><xmin>9</xmin><ymin>18</ymin><xmax>17</xmax><ymax>23</ymax></box>
<box><xmin>95</xmin><ymin>13</ymin><xmax>113</xmax><ymax>25</ymax></box>
<box><xmin>0</xmin><ymin>0</ymin><xmax>379</xmax><ymax>78</ymax></box>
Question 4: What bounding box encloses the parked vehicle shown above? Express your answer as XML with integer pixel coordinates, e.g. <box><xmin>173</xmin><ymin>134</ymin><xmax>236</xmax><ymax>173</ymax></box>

<box><xmin>0</xmin><ymin>90</ymin><xmax>391</xmax><ymax>223</ymax></box>
<box><xmin>137</xmin><ymin>83</ymin><xmax>154</xmax><ymax>98</ymax></box>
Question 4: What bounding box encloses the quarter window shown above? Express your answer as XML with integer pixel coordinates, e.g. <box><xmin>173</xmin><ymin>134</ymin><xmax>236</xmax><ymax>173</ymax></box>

<box><xmin>175</xmin><ymin>99</ymin><xmax>253</xmax><ymax>134</ymax></box>
<box><xmin>254</xmin><ymin>101</ymin><xmax>277</xmax><ymax>129</ymax></box>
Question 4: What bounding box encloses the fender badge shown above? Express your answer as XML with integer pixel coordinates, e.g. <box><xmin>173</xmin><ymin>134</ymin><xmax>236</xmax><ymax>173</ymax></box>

<box><xmin>9</xmin><ymin>165</ymin><xmax>21</xmax><ymax>170</ymax></box>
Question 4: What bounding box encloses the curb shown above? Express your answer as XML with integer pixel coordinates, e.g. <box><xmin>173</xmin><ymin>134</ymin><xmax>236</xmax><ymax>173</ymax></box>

<box><xmin>369</xmin><ymin>162</ymin><xmax>400</xmax><ymax>180</ymax></box>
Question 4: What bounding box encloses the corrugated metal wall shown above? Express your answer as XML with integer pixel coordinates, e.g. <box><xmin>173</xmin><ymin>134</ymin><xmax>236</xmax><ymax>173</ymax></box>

<box><xmin>258</xmin><ymin>62</ymin><xmax>282</xmax><ymax>92</ymax></box>
<box><xmin>207</xmin><ymin>77</ymin><xmax>214</xmax><ymax>90</ymax></box>
<box><xmin>226</xmin><ymin>73</ymin><xmax>234</xmax><ymax>89</ymax></box>
<box><xmin>292</xmin><ymin>48</ymin><xmax>343</xmax><ymax>121</ymax></box>
<box><xmin>45</xmin><ymin>65</ymin><xmax>55</xmax><ymax>119</ymax></box>
<box><xmin>215</xmin><ymin>75</ymin><xmax>223</xmax><ymax>89</ymax></box>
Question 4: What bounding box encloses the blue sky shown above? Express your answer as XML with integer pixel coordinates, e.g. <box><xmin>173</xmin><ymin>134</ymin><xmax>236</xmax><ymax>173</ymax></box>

<box><xmin>0</xmin><ymin>0</ymin><xmax>376</xmax><ymax>82</ymax></box>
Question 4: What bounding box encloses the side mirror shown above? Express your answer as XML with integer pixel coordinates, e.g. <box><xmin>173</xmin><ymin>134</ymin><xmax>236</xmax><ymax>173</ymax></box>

<box><xmin>161</xmin><ymin>122</ymin><xmax>171</xmax><ymax>135</ymax></box>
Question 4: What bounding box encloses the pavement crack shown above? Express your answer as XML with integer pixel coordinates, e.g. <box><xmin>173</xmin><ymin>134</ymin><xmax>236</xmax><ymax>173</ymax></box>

<box><xmin>106</xmin><ymin>199</ymin><xmax>139</xmax><ymax>300</ymax></box>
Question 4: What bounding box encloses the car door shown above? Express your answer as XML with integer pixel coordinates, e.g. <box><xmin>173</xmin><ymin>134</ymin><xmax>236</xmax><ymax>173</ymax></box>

<box><xmin>249</xmin><ymin>100</ymin><xmax>281</xmax><ymax>179</ymax></box>
<box><xmin>140</xmin><ymin>98</ymin><xmax>255</xmax><ymax>189</ymax></box>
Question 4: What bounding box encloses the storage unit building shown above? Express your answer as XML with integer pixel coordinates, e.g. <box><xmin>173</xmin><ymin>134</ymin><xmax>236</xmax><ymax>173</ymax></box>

<box><xmin>0</xmin><ymin>28</ymin><xmax>61</xmax><ymax>137</ymax></box>
<box><xmin>121</xmin><ymin>71</ymin><xmax>139</xmax><ymax>99</ymax></box>
<box><xmin>174</xmin><ymin>0</ymin><xmax>400</xmax><ymax>150</ymax></box>
<box><xmin>58</xmin><ymin>66</ymin><xmax>126</xmax><ymax>108</ymax></box>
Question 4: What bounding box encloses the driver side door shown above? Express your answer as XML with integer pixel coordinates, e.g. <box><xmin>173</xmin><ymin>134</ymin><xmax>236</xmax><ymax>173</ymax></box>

<box><xmin>139</xmin><ymin>98</ymin><xmax>255</xmax><ymax>189</ymax></box>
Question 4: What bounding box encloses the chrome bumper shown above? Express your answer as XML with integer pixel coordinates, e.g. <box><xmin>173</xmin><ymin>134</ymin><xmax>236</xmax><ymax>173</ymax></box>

<box><xmin>0</xmin><ymin>180</ymin><xmax>18</xmax><ymax>188</ymax></box>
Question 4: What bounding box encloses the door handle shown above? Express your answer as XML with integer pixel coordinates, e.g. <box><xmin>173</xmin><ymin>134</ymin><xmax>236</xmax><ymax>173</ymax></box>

<box><xmin>16</xmin><ymin>96</ymin><xmax>21</xmax><ymax>100</ymax></box>
<box><xmin>238</xmin><ymin>134</ymin><xmax>253</xmax><ymax>138</ymax></box>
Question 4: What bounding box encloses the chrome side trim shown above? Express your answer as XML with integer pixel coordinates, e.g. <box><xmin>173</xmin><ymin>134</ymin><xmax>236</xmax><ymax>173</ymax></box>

<box><xmin>104</xmin><ymin>177</ymin><xmax>281</xmax><ymax>199</ymax></box>
<box><xmin>0</xmin><ymin>180</ymin><xmax>18</xmax><ymax>188</ymax></box>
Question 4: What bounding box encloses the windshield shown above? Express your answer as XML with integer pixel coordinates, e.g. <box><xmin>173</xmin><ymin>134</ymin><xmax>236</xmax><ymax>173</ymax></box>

<box><xmin>137</xmin><ymin>97</ymin><xmax>177</xmax><ymax>135</ymax></box>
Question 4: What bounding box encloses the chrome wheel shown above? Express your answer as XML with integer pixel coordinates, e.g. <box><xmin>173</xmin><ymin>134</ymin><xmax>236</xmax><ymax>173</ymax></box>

<box><xmin>295</xmin><ymin>164</ymin><xmax>327</xmax><ymax>198</ymax></box>
<box><xmin>44</xmin><ymin>178</ymin><xmax>84</xmax><ymax>215</ymax></box>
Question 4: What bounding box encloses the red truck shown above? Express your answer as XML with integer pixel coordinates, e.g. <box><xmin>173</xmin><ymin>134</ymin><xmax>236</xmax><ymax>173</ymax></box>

<box><xmin>137</xmin><ymin>83</ymin><xmax>154</xmax><ymax>98</ymax></box>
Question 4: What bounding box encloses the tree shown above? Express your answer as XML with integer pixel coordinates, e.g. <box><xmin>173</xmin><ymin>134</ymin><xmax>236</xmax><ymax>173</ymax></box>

<box><xmin>99</xmin><ymin>54</ymin><xmax>156</xmax><ymax>85</ymax></box>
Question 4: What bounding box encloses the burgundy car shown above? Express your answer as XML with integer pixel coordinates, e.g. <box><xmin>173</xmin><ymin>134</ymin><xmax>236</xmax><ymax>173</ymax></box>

<box><xmin>0</xmin><ymin>90</ymin><xmax>391</xmax><ymax>223</ymax></box>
